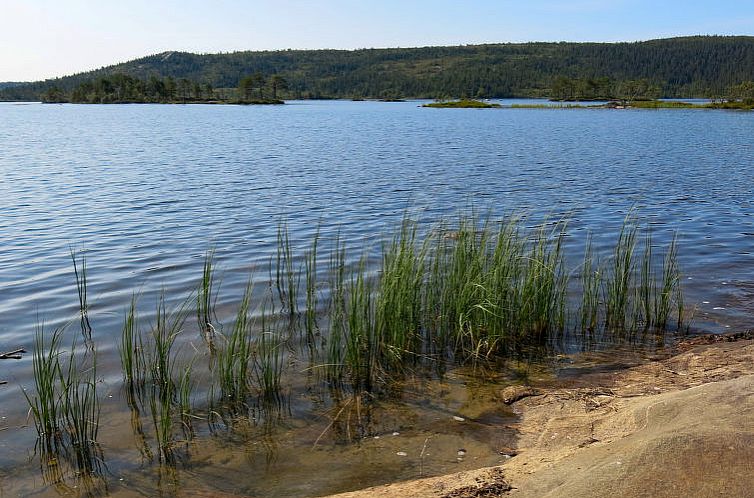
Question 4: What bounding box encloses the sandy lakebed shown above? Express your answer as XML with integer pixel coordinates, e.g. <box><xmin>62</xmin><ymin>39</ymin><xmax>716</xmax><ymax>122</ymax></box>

<box><xmin>325</xmin><ymin>333</ymin><xmax>754</xmax><ymax>498</ymax></box>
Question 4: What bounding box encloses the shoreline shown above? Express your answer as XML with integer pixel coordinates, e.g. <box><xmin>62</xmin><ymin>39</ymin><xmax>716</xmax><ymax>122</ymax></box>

<box><xmin>327</xmin><ymin>333</ymin><xmax>754</xmax><ymax>497</ymax></box>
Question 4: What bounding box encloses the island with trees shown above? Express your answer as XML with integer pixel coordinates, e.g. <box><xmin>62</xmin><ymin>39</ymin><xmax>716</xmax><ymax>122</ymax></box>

<box><xmin>40</xmin><ymin>72</ymin><xmax>286</xmax><ymax>104</ymax></box>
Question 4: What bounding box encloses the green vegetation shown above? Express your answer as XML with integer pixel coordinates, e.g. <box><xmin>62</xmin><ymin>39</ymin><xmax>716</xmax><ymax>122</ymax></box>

<box><xmin>35</xmin><ymin>72</ymin><xmax>286</xmax><ymax>104</ymax></box>
<box><xmin>3</xmin><ymin>36</ymin><xmax>754</xmax><ymax>102</ymax></box>
<box><xmin>70</xmin><ymin>248</ymin><xmax>93</xmax><ymax>341</ymax></box>
<box><xmin>612</xmin><ymin>99</ymin><xmax>754</xmax><ymax>110</ymax></box>
<box><xmin>25</xmin><ymin>324</ymin><xmax>102</xmax><ymax>475</ymax></box>
<box><xmin>25</xmin><ymin>213</ymin><xmax>687</xmax><ymax>476</ymax></box>
<box><xmin>423</xmin><ymin>99</ymin><xmax>501</xmax><ymax>108</ymax></box>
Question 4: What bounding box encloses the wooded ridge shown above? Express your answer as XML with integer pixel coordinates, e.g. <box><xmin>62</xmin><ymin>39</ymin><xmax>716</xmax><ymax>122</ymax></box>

<box><xmin>2</xmin><ymin>36</ymin><xmax>753</xmax><ymax>101</ymax></box>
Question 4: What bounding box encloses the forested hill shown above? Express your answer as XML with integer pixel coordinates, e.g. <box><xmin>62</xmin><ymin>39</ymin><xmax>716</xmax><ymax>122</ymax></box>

<box><xmin>3</xmin><ymin>36</ymin><xmax>754</xmax><ymax>101</ymax></box>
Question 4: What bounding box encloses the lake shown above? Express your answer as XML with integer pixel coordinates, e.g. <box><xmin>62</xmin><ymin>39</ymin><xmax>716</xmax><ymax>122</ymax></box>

<box><xmin>1</xmin><ymin>100</ymin><xmax>753</xmax><ymax>496</ymax></box>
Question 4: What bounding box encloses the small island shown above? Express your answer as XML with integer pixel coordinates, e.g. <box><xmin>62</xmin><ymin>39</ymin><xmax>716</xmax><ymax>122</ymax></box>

<box><xmin>423</xmin><ymin>99</ymin><xmax>502</xmax><ymax>108</ymax></box>
<box><xmin>40</xmin><ymin>72</ymin><xmax>287</xmax><ymax>105</ymax></box>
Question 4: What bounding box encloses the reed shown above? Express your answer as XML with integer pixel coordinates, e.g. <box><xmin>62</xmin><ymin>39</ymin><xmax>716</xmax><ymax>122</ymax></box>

<box><xmin>326</xmin><ymin>235</ymin><xmax>347</xmax><ymax>383</ymax></box>
<box><xmin>148</xmin><ymin>378</ymin><xmax>175</xmax><ymax>463</ymax></box>
<box><xmin>344</xmin><ymin>258</ymin><xmax>376</xmax><ymax>390</ymax></box>
<box><xmin>304</xmin><ymin>227</ymin><xmax>320</xmax><ymax>341</ymax></box>
<box><xmin>254</xmin><ymin>310</ymin><xmax>285</xmax><ymax>401</ymax></box>
<box><xmin>197</xmin><ymin>249</ymin><xmax>218</xmax><ymax>344</ymax></box>
<box><xmin>579</xmin><ymin>233</ymin><xmax>601</xmax><ymax>333</ymax></box>
<box><xmin>119</xmin><ymin>294</ymin><xmax>145</xmax><ymax>388</ymax></box>
<box><xmin>276</xmin><ymin>222</ymin><xmax>299</xmax><ymax>317</ymax></box>
<box><xmin>639</xmin><ymin>230</ymin><xmax>655</xmax><ymax>329</ymax></box>
<box><xmin>25</xmin><ymin>323</ymin><xmax>102</xmax><ymax>474</ymax></box>
<box><xmin>59</xmin><ymin>344</ymin><xmax>101</xmax><ymax>474</ymax></box>
<box><xmin>178</xmin><ymin>361</ymin><xmax>197</xmax><ymax>443</ymax></box>
<box><xmin>375</xmin><ymin>218</ymin><xmax>426</xmax><ymax>368</ymax></box>
<box><xmin>24</xmin><ymin>323</ymin><xmax>64</xmax><ymax>443</ymax></box>
<box><xmin>657</xmin><ymin>233</ymin><xmax>681</xmax><ymax>330</ymax></box>
<box><xmin>605</xmin><ymin>219</ymin><xmax>639</xmax><ymax>331</ymax></box>
<box><xmin>215</xmin><ymin>278</ymin><xmax>254</xmax><ymax>405</ymax></box>
<box><xmin>70</xmin><ymin>248</ymin><xmax>93</xmax><ymax>340</ymax></box>
<box><xmin>148</xmin><ymin>294</ymin><xmax>187</xmax><ymax>389</ymax></box>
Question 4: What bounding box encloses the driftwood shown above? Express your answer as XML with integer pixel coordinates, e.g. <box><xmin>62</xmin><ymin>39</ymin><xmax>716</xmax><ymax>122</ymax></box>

<box><xmin>1</xmin><ymin>349</ymin><xmax>25</xmax><ymax>385</ymax></box>
<box><xmin>0</xmin><ymin>349</ymin><xmax>26</xmax><ymax>360</ymax></box>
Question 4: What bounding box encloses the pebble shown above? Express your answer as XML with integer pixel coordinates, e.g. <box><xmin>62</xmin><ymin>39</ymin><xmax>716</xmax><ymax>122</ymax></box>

<box><xmin>453</xmin><ymin>416</ymin><xmax>465</xmax><ymax>422</ymax></box>
<box><xmin>392</xmin><ymin>432</ymin><xmax>400</xmax><ymax>436</ymax></box>
<box><xmin>457</xmin><ymin>449</ymin><xmax>467</xmax><ymax>456</ymax></box>
<box><xmin>396</xmin><ymin>451</ymin><xmax>407</xmax><ymax>456</ymax></box>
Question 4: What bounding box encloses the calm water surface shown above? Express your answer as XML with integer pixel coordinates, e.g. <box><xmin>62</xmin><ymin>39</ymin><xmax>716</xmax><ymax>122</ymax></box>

<box><xmin>1</xmin><ymin>100</ymin><xmax>753</xmax><ymax>496</ymax></box>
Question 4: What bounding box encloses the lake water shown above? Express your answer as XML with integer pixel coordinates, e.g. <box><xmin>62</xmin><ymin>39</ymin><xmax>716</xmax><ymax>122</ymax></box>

<box><xmin>1</xmin><ymin>100</ymin><xmax>753</xmax><ymax>496</ymax></box>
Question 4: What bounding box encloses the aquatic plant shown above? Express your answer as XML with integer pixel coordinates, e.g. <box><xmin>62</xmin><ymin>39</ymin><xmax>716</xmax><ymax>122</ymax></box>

<box><xmin>25</xmin><ymin>323</ymin><xmax>64</xmax><ymax>443</ymax></box>
<box><xmin>70</xmin><ymin>248</ymin><xmax>93</xmax><ymax>341</ymax></box>
<box><xmin>215</xmin><ymin>278</ymin><xmax>254</xmax><ymax>405</ymax></box>
<box><xmin>25</xmin><ymin>323</ymin><xmax>102</xmax><ymax>474</ymax></box>
<box><xmin>276</xmin><ymin>222</ymin><xmax>299</xmax><ymax>318</ymax></box>
<box><xmin>120</xmin><ymin>294</ymin><xmax>146</xmax><ymax>388</ymax></box>
<box><xmin>605</xmin><ymin>218</ymin><xmax>639</xmax><ymax>331</ymax></box>
<box><xmin>197</xmin><ymin>249</ymin><xmax>218</xmax><ymax>345</ymax></box>
<box><xmin>304</xmin><ymin>227</ymin><xmax>320</xmax><ymax>342</ymax></box>
<box><xmin>254</xmin><ymin>306</ymin><xmax>286</xmax><ymax>401</ymax></box>
<box><xmin>579</xmin><ymin>234</ymin><xmax>601</xmax><ymax>333</ymax></box>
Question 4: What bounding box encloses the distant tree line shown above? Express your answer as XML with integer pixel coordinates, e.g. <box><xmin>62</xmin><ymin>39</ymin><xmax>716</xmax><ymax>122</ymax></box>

<box><xmin>2</xmin><ymin>36</ymin><xmax>753</xmax><ymax>102</ymax></box>
<box><xmin>549</xmin><ymin>77</ymin><xmax>662</xmax><ymax>101</ymax></box>
<box><xmin>41</xmin><ymin>73</ymin><xmax>287</xmax><ymax>104</ymax></box>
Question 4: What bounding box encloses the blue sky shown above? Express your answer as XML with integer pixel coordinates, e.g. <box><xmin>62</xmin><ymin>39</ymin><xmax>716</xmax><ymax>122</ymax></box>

<box><xmin>2</xmin><ymin>0</ymin><xmax>753</xmax><ymax>81</ymax></box>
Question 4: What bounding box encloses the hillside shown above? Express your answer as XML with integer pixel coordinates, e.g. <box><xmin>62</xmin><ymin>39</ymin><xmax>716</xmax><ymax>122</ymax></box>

<box><xmin>2</xmin><ymin>36</ymin><xmax>753</xmax><ymax>101</ymax></box>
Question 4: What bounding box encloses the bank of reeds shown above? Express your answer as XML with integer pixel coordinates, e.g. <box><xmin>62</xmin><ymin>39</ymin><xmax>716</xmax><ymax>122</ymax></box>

<box><xmin>319</xmin><ymin>214</ymin><xmax>683</xmax><ymax>389</ymax></box>
<box><xmin>38</xmin><ymin>211</ymin><xmax>684</xmax><ymax>464</ymax></box>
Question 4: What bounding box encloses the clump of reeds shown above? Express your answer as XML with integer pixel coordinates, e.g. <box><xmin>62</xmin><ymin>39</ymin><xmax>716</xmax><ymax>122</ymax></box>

<box><xmin>25</xmin><ymin>323</ymin><xmax>102</xmax><ymax>474</ymax></box>
<box><xmin>579</xmin><ymin>234</ymin><xmax>601</xmax><ymax>333</ymax></box>
<box><xmin>254</xmin><ymin>304</ymin><xmax>286</xmax><ymax>401</ymax></box>
<box><xmin>25</xmin><ymin>323</ymin><xmax>64</xmax><ymax>444</ymax></box>
<box><xmin>604</xmin><ymin>219</ymin><xmax>639</xmax><ymax>331</ymax></box>
<box><xmin>215</xmin><ymin>279</ymin><xmax>254</xmax><ymax>406</ymax></box>
<box><xmin>120</xmin><ymin>294</ymin><xmax>145</xmax><ymax>389</ymax></box>
<box><xmin>375</xmin><ymin>218</ymin><xmax>425</xmax><ymax>369</ymax></box>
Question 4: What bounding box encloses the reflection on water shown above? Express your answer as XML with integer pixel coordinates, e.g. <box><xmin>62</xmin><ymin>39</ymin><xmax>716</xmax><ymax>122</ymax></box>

<box><xmin>1</xmin><ymin>101</ymin><xmax>753</xmax><ymax>496</ymax></box>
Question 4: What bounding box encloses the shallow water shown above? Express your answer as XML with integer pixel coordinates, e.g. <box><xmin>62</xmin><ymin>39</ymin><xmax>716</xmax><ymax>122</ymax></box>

<box><xmin>1</xmin><ymin>100</ymin><xmax>753</xmax><ymax>496</ymax></box>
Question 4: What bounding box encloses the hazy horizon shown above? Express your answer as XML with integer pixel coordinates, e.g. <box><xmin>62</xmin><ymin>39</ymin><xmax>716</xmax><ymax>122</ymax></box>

<box><xmin>2</xmin><ymin>0</ymin><xmax>753</xmax><ymax>82</ymax></box>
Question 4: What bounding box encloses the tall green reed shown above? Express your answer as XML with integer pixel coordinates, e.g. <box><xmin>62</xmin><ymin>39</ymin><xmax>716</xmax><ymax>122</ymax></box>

<box><xmin>70</xmin><ymin>248</ymin><xmax>92</xmax><ymax>341</ymax></box>
<box><xmin>197</xmin><ymin>249</ymin><xmax>218</xmax><ymax>345</ymax></box>
<box><xmin>215</xmin><ymin>279</ymin><xmax>254</xmax><ymax>405</ymax></box>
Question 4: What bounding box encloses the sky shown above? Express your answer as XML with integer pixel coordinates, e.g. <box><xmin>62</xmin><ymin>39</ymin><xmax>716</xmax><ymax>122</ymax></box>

<box><xmin>1</xmin><ymin>0</ymin><xmax>753</xmax><ymax>81</ymax></box>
